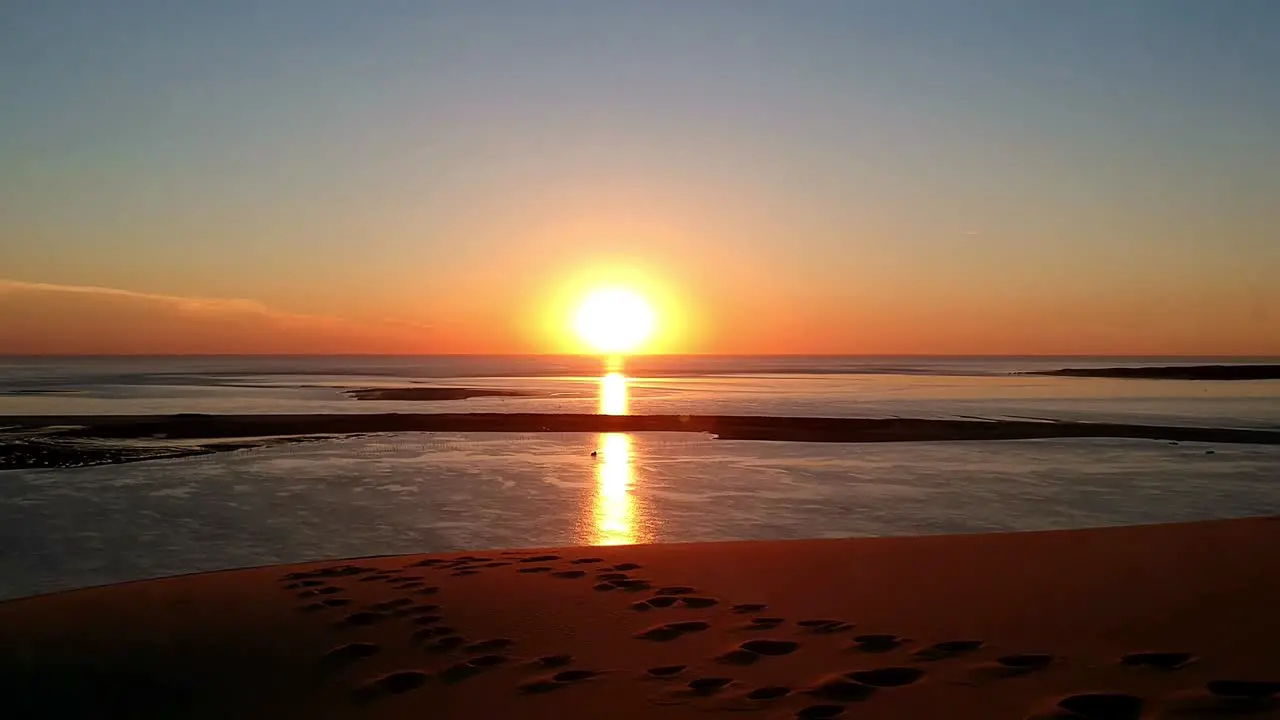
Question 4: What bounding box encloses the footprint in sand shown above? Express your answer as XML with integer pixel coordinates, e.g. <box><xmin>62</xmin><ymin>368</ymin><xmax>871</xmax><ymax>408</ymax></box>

<box><xmin>286</xmin><ymin>564</ymin><xmax>375</xmax><ymax>581</ymax></box>
<box><xmin>971</xmin><ymin>654</ymin><xmax>1055</xmax><ymax>679</ymax></box>
<box><xmin>1041</xmin><ymin>692</ymin><xmax>1143</xmax><ymax>720</ymax></box>
<box><xmin>439</xmin><ymin>655</ymin><xmax>511</xmax><ymax>682</ymax></box>
<box><xmin>807</xmin><ymin>675</ymin><xmax>877</xmax><ymax>702</ymax></box>
<box><xmin>298</xmin><ymin>579</ymin><xmax>326</xmax><ymax>588</ymax></box>
<box><xmin>687</xmin><ymin>677</ymin><xmax>735</xmax><ymax>695</ymax></box>
<box><xmin>520</xmin><ymin>555</ymin><xmax>562</xmax><ymax>563</ymax></box>
<box><xmin>393</xmin><ymin>581</ymin><xmax>424</xmax><ymax>590</ymax></box>
<box><xmin>451</xmin><ymin>569</ymin><xmax>480</xmax><ymax>577</ymax></box>
<box><xmin>411</xmin><ymin>626</ymin><xmax>456</xmax><ymax>642</ymax></box>
<box><xmin>531</xmin><ymin>654</ymin><xmax>574</xmax><ymax>669</ymax></box>
<box><xmin>633</xmin><ymin>596</ymin><xmax>679</xmax><ymax>611</ymax></box>
<box><xmin>679</xmin><ymin>596</ymin><xmax>719</xmax><ymax>608</ymax></box>
<box><xmin>518</xmin><ymin>669</ymin><xmax>604</xmax><ymax>693</ymax></box>
<box><xmin>411</xmin><ymin>615</ymin><xmax>444</xmax><ymax>626</ymax></box>
<box><xmin>740</xmin><ymin>639</ymin><xmax>801</xmax><ymax>656</ymax></box>
<box><xmin>797</xmin><ymin>705</ymin><xmax>846</xmax><ymax>719</ymax></box>
<box><xmin>570</xmin><ymin>557</ymin><xmax>604</xmax><ymax>564</ymax></box>
<box><xmin>518</xmin><ymin>566</ymin><xmax>553</xmax><ymax>574</ymax></box>
<box><xmin>413</xmin><ymin>586</ymin><xmax>441</xmax><ymax>596</ymax></box>
<box><xmin>716</xmin><ymin>649</ymin><xmax>762</xmax><ymax>665</ymax></box>
<box><xmin>352</xmin><ymin>670</ymin><xmax>429</xmax><ymax>702</ymax></box>
<box><xmin>742</xmin><ymin>617</ymin><xmax>786</xmax><ymax>631</ymax></box>
<box><xmin>425</xmin><ymin>635</ymin><xmax>467</xmax><ymax>652</ymax></box>
<box><xmin>321</xmin><ymin>642</ymin><xmax>381</xmax><ymax>671</ymax></box>
<box><xmin>338</xmin><ymin>611</ymin><xmax>387</xmax><ymax>627</ymax></box>
<box><xmin>370</xmin><ymin>598</ymin><xmax>413</xmax><ymax>612</ymax></box>
<box><xmin>551</xmin><ymin>570</ymin><xmax>587</xmax><ymax>579</ymax></box>
<box><xmin>655</xmin><ymin>586</ymin><xmax>697</xmax><ymax>595</ymax></box>
<box><xmin>745</xmin><ymin>685</ymin><xmax>791</xmax><ymax>701</ymax></box>
<box><xmin>637</xmin><ymin>620</ymin><xmax>713</xmax><ymax>641</ymax></box>
<box><xmin>646</xmin><ymin>665</ymin><xmax>687</xmax><ymax>678</ymax></box>
<box><xmin>1164</xmin><ymin>680</ymin><xmax>1280</xmax><ymax>716</ymax></box>
<box><xmin>609</xmin><ymin>578</ymin><xmax>653</xmax><ymax>591</ymax></box>
<box><xmin>359</xmin><ymin>574</ymin><xmax>392</xmax><ymax>583</ymax></box>
<box><xmin>731</xmin><ymin>603</ymin><xmax>768</xmax><ymax>613</ymax></box>
<box><xmin>612</xmin><ymin>562</ymin><xmax>642</xmax><ymax>571</ymax></box>
<box><xmin>846</xmin><ymin>667</ymin><xmax>923</xmax><ymax>687</ymax></box>
<box><xmin>464</xmin><ymin>638</ymin><xmax>515</xmax><ymax>653</ymax></box>
<box><xmin>797</xmin><ymin>619</ymin><xmax>853</xmax><ymax>634</ymax></box>
<box><xmin>1119</xmin><ymin>651</ymin><xmax>1196</xmax><ymax>670</ymax></box>
<box><xmin>596</xmin><ymin>572</ymin><xmax>629</xmax><ymax>581</ymax></box>
<box><xmin>852</xmin><ymin>634</ymin><xmax>908</xmax><ymax>652</ymax></box>
<box><xmin>914</xmin><ymin>639</ymin><xmax>984</xmax><ymax>661</ymax></box>
<box><xmin>322</xmin><ymin>598</ymin><xmax>353</xmax><ymax>608</ymax></box>
<box><xmin>393</xmin><ymin>603</ymin><xmax>440</xmax><ymax>617</ymax></box>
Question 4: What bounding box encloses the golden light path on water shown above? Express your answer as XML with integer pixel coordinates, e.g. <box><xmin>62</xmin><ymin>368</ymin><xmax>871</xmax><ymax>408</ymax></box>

<box><xmin>588</xmin><ymin>368</ymin><xmax>649</xmax><ymax>546</ymax></box>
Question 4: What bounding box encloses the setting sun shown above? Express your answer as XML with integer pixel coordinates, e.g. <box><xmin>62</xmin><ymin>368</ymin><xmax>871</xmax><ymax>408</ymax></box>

<box><xmin>573</xmin><ymin>288</ymin><xmax>656</xmax><ymax>354</ymax></box>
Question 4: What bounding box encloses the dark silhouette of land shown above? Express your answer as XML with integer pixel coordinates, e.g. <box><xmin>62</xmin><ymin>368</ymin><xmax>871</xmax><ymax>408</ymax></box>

<box><xmin>3</xmin><ymin>413</ymin><xmax>1277</xmax><ymax>470</ymax></box>
<box><xmin>344</xmin><ymin>388</ymin><xmax>536</xmax><ymax>401</ymax></box>
<box><xmin>1035</xmin><ymin>365</ymin><xmax>1280</xmax><ymax>380</ymax></box>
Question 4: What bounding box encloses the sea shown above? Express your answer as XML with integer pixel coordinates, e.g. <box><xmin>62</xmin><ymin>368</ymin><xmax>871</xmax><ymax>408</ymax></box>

<box><xmin>2</xmin><ymin>355</ymin><xmax>1279</xmax><ymax>600</ymax></box>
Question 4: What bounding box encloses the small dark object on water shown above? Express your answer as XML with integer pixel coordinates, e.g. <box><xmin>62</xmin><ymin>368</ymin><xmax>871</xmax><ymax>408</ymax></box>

<box><xmin>1206</xmin><ymin>450</ymin><xmax>1216</xmax><ymax>455</ymax></box>
<box><xmin>591</xmin><ymin>451</ymin><xmax>598</xmax><ymax>457</ymax></box>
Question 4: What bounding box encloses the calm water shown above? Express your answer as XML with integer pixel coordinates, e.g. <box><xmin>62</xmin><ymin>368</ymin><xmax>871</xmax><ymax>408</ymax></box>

<box><xmin>3</xmin><ymin>432</ymin><xmax>1278</xmax><ymax>600</ymax></box>
<box><xmin>2</xmin><ymin>355</ymin><xmax>1279</xmax><ymax>600</ymax></box>
<box><xmin>2</xmin><ymin>355</ymin><xmax>1279</xmax><ymax>426</ymax></box>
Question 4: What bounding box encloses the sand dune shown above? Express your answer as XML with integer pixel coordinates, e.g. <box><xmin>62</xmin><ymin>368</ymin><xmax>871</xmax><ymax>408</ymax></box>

<box><xmin>3</xmin><ymin>517</ymin><xmax>1278</xmax><ymax>718</ymax></box>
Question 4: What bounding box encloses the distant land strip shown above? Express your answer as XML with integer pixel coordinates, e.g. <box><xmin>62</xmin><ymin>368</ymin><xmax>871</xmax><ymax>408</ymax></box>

<box><xmin>1033</xmin><ymin>365</ymin><xmax>1280</xmax><ymax>380</ymax></box>
<box><xmin>344</xmin><ymin>387</ymin><xmax>536</xmax><ymax>401</ymax></box>
<box><xmin>2</xmin><ymin>413</ymin><xmax>1278</xmax><ymax>470</ymax></box>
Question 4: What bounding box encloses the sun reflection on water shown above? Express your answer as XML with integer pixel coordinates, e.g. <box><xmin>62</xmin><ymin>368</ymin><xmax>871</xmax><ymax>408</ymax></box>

<box><xmin>599</xmin><ymin>371</ymin><xmax>628</xmax><ymax>415</ymax></box>
<box><xmin>583</xmin><ymin>368</ymin><xmax>651</xmax><ymax>545</ymax></box>
<box><xmin>593</xmin><ymin>432</ymin><xmax>637</xmax><ymax>545</ymax></box>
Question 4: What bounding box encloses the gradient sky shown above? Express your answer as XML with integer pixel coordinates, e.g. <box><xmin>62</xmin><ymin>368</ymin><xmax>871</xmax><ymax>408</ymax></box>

<box><xmin>2</xmin><ymin>1</ymin><xmax>1278</xmax><ymax>355</ymax></box>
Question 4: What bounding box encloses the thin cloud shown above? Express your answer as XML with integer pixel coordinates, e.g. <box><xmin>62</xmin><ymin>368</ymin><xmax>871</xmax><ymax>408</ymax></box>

<box><xmin>0</xmin><ymin>279</ymin><xmax>431</xmax><ymax>329</ymax></box>
<box><xmin>0</xmin><ymin>278</ymin><xmax>435</xmax><ymax>353</ymax></box>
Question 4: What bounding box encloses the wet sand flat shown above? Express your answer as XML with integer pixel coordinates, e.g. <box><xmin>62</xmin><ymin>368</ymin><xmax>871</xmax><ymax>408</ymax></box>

<box><xmin>2</xmin><ymin>517</ymin><xmax>1278</xmax><ymax>718</ymax></box>
<box><xmin>3</xmin><ymin>412</ymin><xmax>1278</xmax><ymax>469</ymax></box>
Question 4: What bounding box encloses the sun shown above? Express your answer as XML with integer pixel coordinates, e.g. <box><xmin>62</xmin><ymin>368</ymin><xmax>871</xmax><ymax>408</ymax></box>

<box><xmin>573</xmin><ymin>287</ymin><xmax>656</xmax><ymax>354</ymax></box>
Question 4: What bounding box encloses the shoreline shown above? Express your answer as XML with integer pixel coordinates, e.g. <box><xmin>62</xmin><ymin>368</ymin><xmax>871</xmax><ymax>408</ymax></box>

<box><xmin>3</xmin><ymin>517</ymin><xmax>1277</xmax><ymax>718</ymax></box>
<box><xmin>3</xmin><ymin>412</ymin><xmax>1278</xmax><ymax>470</ymax></box>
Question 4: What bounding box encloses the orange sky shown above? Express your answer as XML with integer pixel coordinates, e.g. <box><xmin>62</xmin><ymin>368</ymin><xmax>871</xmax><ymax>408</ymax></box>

<box><xmin>2</xmin><ymin>4</ymin><xmax>1279</xmax><ymax>356</ymax></box>
<box><xmin>1</xmin><ymin>275</ymin><xmax>1275</xmax><ymax>356</ymax></box>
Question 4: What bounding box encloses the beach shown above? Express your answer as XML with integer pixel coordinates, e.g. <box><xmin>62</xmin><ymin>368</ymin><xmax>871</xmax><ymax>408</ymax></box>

<box><xmin>4</xmin><ymin>356</ymin><xmax>1279</xmax><ymax>718</ymax></box>
<box><xmin>4</xmin><ymin>517</ymin><xmax>1278</xmax><ymax>719</ymax></box>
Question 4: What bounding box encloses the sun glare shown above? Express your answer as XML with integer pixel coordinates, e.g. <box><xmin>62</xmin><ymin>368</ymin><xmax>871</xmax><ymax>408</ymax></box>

<box><xmin>573</xmin><ymin>287</ymin><xmax>656</xmax><ymax>354</ymax></box>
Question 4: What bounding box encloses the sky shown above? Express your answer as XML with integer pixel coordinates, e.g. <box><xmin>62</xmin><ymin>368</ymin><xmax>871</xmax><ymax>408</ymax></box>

<box><xmin>2</xmin><ymin>1</ymin><xmax>1278</xmax><ymax>355</ymax></box>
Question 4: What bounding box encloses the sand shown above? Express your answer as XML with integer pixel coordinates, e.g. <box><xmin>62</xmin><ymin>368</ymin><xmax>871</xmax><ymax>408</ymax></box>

<box><xmin>3</xmin><ymin>517</ymin><xmax>1279</xmax><ymax>719</ymax></box>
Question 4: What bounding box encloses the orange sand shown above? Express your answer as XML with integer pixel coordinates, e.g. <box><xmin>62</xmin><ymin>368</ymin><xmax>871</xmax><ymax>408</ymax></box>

<box><xmin>3</xmin><ymin>517</ymin><xmax>1279</xmax><ymax>719</ymax></box>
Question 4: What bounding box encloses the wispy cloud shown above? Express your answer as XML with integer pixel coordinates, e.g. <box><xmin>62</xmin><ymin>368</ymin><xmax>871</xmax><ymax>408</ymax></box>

<box><xmin>0</xmin><ymin>279</ymin><xmax>435</xmax><ymax>353</ymax></box>
<box><xmin>0</xmin><ymin>279</ymin><xmax>274</xmax><ymax>315</ymax></box>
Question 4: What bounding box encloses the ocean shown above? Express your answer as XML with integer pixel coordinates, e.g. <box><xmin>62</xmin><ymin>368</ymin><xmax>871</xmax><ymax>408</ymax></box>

<box><xmin>2</xmin><ymin>355</ymin><xmax>1279</xmax><ymax>600</ymax></box>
